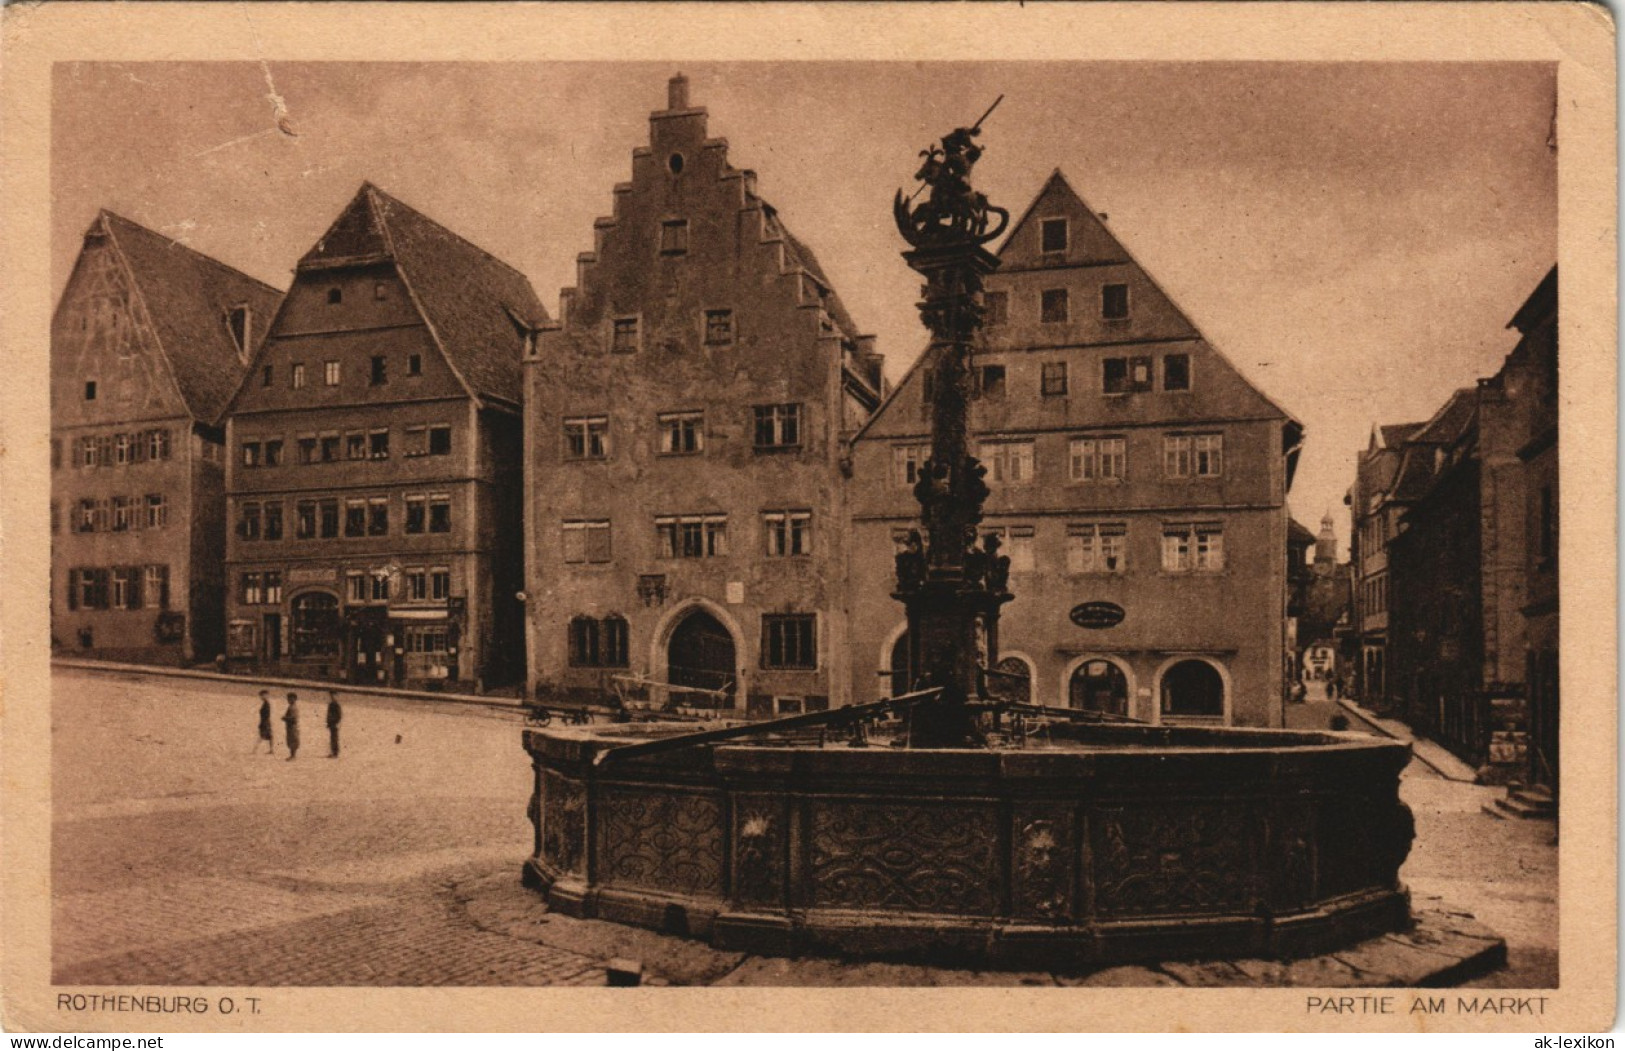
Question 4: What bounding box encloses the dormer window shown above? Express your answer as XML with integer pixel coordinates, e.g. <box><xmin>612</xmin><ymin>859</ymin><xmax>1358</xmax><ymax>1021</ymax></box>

<box><xmin>660</xmin><ymin>219</ymin><xmax>689</xmax><ymax>256</ymax></box>
<box><xmin>227</xmin><ymin>305</ymin><xmax>251</xmax><ymax>358</ymax></box>
<box><xmin>1040</xmin><ymin>218</ymin><xmax>1068</xmax><ymax>254</ymax></box>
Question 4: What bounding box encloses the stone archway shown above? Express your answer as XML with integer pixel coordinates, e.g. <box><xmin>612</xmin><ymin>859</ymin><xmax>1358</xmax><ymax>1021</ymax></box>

<box><xmin>1158</xmin><ymin>657</ymin><xmax>1227</xmax><ymax>720</ymax></box>
<box><xmin>667</xmin><ymin>607</ymin><xmax>737</xmax><ymax>708</ymax></box>
<box><xmin>1068</xmin><ymin>657</ymin><xmax>1129</xmax><ymax>716</ymax></box>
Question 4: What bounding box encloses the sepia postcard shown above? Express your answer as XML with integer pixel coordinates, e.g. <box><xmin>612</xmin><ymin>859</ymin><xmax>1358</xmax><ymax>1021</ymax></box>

<box><xmin>0</xmin><ymin>1</ymin><xmax>1616</xmax><ymax>1035</ymax></box>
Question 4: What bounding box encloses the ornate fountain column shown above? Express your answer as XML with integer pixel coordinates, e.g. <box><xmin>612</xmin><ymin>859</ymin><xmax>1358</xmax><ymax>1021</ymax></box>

<box><xmin>891</xmin><ymin>114</ymin><xmax>1013</xmax><ymax>746</ymax></box>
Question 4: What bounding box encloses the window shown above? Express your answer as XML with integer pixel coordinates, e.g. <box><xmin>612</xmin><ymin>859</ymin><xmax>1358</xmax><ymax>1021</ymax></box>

<box><xmin>983</xmin><ymin>290</ymin><xmax>1008</xmax><ymax>325</ymax></box>
<box><xmin>763</xmin><ymin>510</ymin><xmax>812</xmax><ymax>557</ymax></box>
<box><xmin>569</xmin><ymin>615</ymin><xmax>630</xmax><ymax>668</ymax></box>
<box><xmin>611</xmin><ymin>317</ymin><xmax>640</xmax><ymax>354</ymax></box>
<box><xmin>753</xmin><ymin>404</ymin><xmax>801</xmax><ymax>449</ymax></box>
<box><xmin>978</xmin><ymin>440</ymin><xmax>1035</xmax><ymax>485</ymax></box>
<box><xmin>762</xmin><ymin>614</ymin><xmax>817</xmax><ymax>670</ymax></box>
<box><xmin>1163</xmin><ymin>353</ymin><xmax>1191</xmax><ymax>391</ymax></box>
<box><xmin>403</xmin><ymin>569</ymin><xmax>428</xmax><ymax>602</ymax></box>
<box><xmin>704</xmin><ymin>309</ymin><xmax>734</xmax><ymax>345</ymax></box>
<box><xmin>147</xmin><ymin>429</ymin><xmax>170</xmax><ymax>461</ymax></box>
<box><xmin>144</xmin><ymin>494</ymin><xmax>167</xmax><ymax>529</ymax></box>
<box><xmin>262</xmin><ymin>365</ymin><xmax>274</xmax><ymax>388</ymax></box>
<box><xmin>1164</xmin><ymin>433</ymin><xmax>1223</xmax><ymax>478</ymax></box>
<box><xmin>327</xmin><ymin>287</ymin><xmax>342</xmax><ymax>305</ymax></box>
<box><xmin>1041</xmin><ymin>288</ymin><xmax>1069</xmax><ymax>323</ymax></box>
<box><xmin>241</xmin><ymin>572</ymin><xmax>263</xmax><ymax>605</ymax></box>
<box><xmin>1162</xmin><ymin>523</ymin><xmax>1225</xmax><ymax>572</ymax></box>
<box><xmin>239</xmin><ymin>502</ymin><xmax>262</xmax><ymax>541</ymax></box>
<box><xmin>320</xmin><ymin>434</ymin><xmax>341</xmax><ymax>463</ymax></box>
<box><xmin>370</xmin><ymin>355</ymin><xmax>387</xmax><ymax>386</ymax></box>
<box><xmin>84</xmin><ymin>381</ymin><xmax>97</xmax><ymax>401</ymax></box>
<box><xmin>114</xmin><ymin>434</ymin><xmax>132</xmax><ymax>466</ymax></box>
<box><xmin>408</xmin><ymin>353</ymin><xmax>422</xmax><ymax>376</ymax></box>
<box><xmin>892</xmin><ymin>443</ymin><xmax>929</xmax><ymax>487</ymax></box>
<box><xmin>1041</xmin><ymin>218</ymin><xmax>1068</xmax><ymax>253</ymax></box>
<box><xmin>1041</xmin><ymin>362</ymin><xmax>1069</xmax><ymax>397</ymax></box>
<box><xmin>347</xmin><ymin>572</ymin><xmax>367</xmax><ymax>603</ymax></box>
<box><xmin>980</xmin><ymin>365</ymin><xmax>1006</xmax><ymax>400</ymax></box>
<box><xmin>428</xmin><ymin>426</ymin><xmax>452</xmax><ymax>456</ymax></box>
<box><xmin>370</xmin><ymin>571</ymin><xmax>390</xmax><ymax>602</ymax></box>
<box><xmin>656</xmin><ymin>514</ymin><xmax>728</xmax><ymax>558</ymax></box>
<box><xmin>297</xmin><ymin>437</ymin><xmax>317</xmax><ymax>464</ymax></box>
<box><xmin>658</xmin><ymin>412</ymin><xmax>704</xmax><ymax>455</ymax></box>
<box><xmin>1069</xmin><ymin>436</ymin><xmax>1126</xmax><ymax>482</ymax></box>
<box><xmin>242</xmin><ymin>441</ymin><xmax>262</xmax><ymax>468</ymax></box>
<box><xmin>113</xmin><ymin>567</ymin><xmax>145</xmax><ymax>610</ymax></box>
<box><xmin>346</xmin><ymin>432</ymin><xmax>366</xmax><ymax>461</ymax></box>
<box><xmin>984</xmin><ymin>525</ymin><xmax>1036</xmax><ymax>572</ymax></box>
<box><xmin>562</xmin><ymin>519</ymin><xmax>612</xmax><ymax>564</ymax></box>
<box><xmin>291</xmin><ymin>363</ymin><xmax>306</xmax><ymax>389</ymax></box>
<box><xmin>144</xmin><ymin>565</ymin><xmax>169</xmax><ymax>609</ymax></box>
<box><xmin>563</xmin><ymin>416</ymin><xmax>609</xmax><ymax>460</ymax></box>
<box><xmin>264</xmin><ymin>439</ymin><xmax>283</xmax><ymax>467</ymax></box>
<box><xmin>75</xmin><ymin>499</ymin><xmax>95</xmax><ymax>533</ymax></box>
<box><xmin>1103</xmin><ymin>355</ymin><xmax>1154</xmax><ymax>394</ymax></box>
<box><xmin>403</xmin><ymin>427</ymin><xmax>427</xmax><ymax>457</ymax></box>
<box><xmin>369</xmin><ymin>429</ymin><xmax>389</xmax><ymax>460</ymax></box>
<box><xmin>1067</xmin><ymin>522</ymin><xmax>1127</xmax><ymax>573</ymax></box>
<box><xmin>78</xmin><ymin>437</ymin><xmax>96</xmax><ymax>469</ymax></box>
<box><xmin>346</xmin><ymin>500</ymin><xmax>368</xmax><ymax>539</ymax></box>
<box><xmin>1102</xmin><ymin>283</ymin><xmax>1130</xmax><ymax>320</ymax></box>
<box><xmin>264</xmin><ymin>501</ymin><xmax>283</xmax><ymax>541</ymax></box>
<box><xmin>368</xmin><ymin>497</ymin><xmax>389</xmax><ymax>536</ymax></box>
<box><xmin>428</xmin><ymin>495</ymin><xmax>451</xmax><ymax>533</ymax></box>
<box><xmin>324</xmin><ymin>360</ymin><xmax>341</xmax><ymax>386</ymax></box>
<box><xmin>319</xmin><ymin>498</ymin><xmax>339</xmax><ymax>539</ymax></box>
<box><xmin>202</xmin><ymin>439</ymin><xmax>221</xmax><ymax>464</ymax></box>
<box><xmin>405</xmin><ymin>496</ymin><xmax>426</xmax><ymax>535</ymax></box>
<box><xmin>660</xmin><ymin>219</ymin><xmax>689</xmax><ymax>256</ymax></box>
<box><xmin>111</xmin><ymin>496</ymin><xmax>133</xmax><ymax>533</ymax></box>
<box><xmin>430</xmin><ymin>568</ymin><xmax>450</xmax><ymax>601</ymax></box>
<box><xmin>263</xmin><ymin>571</ymin><xmax>282</xmax><ymax>604</ymax></box>
<box><xmin>296</xmin><ymin>501</ymin><xmax>317</xmax><ymax>540</ymax></box>
<box><xmin>73</xmin><ymin>568</ymin><xmax>108</xmax><ymax>610</ymax></box>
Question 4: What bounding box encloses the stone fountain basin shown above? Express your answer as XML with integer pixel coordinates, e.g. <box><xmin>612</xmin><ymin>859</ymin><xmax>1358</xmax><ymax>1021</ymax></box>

<box><xmin>522</xmin><ymin>722</ymin><xmax>1415</xmax><ymax>970</ymax></box>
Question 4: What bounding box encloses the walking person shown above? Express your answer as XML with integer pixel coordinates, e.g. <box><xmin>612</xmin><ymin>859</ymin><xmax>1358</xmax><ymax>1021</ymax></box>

<box><xmin>283</xmin><ymin>692</ymin><xmax>301</xmax><ymax>761</ymax></box>
<box><xmin>326</xmin><ymin>691</ymin><xmax>343</xmax><ymax>758</ymax></box>
<box><xmin>257</xmin><ymin>690</ymin><xmax>276</xmax><ymax>755</ymax></box>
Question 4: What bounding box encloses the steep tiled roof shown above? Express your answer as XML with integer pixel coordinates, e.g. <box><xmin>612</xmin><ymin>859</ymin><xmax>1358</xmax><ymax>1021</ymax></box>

<box><xmin>102</xmin><ymin>212</ymin><xmax>283</xmax><ymax>425</ymax></box>
<box><xmin>301</xmin><ymin>184</ymin><xmax>547</xmax><ymax>407</ymax></box>
<box><xmin>1379</xmin><ymin>422</ymin><xmax>1423</xmax><ymax>448</ymax></box>
<box><xmin>1410</xmin><ymin>388</ymin><xmax>1478</xmax><ymax>445</ymax></box>
<box><xmin>1289</xmin><ymin>518</ymin><xmax>1319</xmax><ymax>546</ymax></box>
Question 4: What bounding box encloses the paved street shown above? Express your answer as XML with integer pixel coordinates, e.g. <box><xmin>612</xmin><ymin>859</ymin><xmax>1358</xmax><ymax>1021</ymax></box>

<box><xmin>52</xmin><ymin>668</ymin><xmax>1556</xmax><ymax>987</ymax></box>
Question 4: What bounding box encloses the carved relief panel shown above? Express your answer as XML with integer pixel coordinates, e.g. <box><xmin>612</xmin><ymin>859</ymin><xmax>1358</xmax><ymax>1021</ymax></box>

<box><xmin>808</xmin><ymin>801</ymin><xmax>998</xmax><ymax>915</ymax></box>
<box><xmin>1091</xmin><ymin>804</ymin><xmax>1253</xmax><ymax>917</ymax></box>
<box><xmin>598</xmin><ymin>785</ymin><xmax>724</xmax><ymax>897</ymax></box>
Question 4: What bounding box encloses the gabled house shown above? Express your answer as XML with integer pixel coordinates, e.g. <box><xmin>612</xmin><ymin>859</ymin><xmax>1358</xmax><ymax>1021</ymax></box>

<box><xmin>523</xmin><ymin>75</ymin><xmax>884</xmax><ymax>715</ymax></box>
<box><xmin>849</xmin><ymin>171</ymin><xmax>1303</xmax><ymax>726</ymax></box>
<box><xmin>52</xmin><ymin>211</ymin><xmax>282</xmax><ymax>664</ymax></box>
<box><xmin>222</xmin><ymin>183</ymin><xmax>546</xmax><ymax>689</ymax></box>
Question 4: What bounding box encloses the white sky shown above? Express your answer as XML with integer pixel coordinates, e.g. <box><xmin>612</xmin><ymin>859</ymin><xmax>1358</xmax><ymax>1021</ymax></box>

<box><xmin>53</xmin><ymin>62</ymin><xmax>1557</xmax><ymax>555</ymax></box>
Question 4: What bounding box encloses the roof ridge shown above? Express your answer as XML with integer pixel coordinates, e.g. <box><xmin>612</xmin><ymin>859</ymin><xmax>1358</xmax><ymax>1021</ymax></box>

<box><xmin>364</xmin><ymin>183</ymin><xmax>534</xmax><ymax>286</ymax></box>
<box><xmin>99</xmin><ymin>210</ymin><xmax>283</xmax><ymax>298</ymax></box>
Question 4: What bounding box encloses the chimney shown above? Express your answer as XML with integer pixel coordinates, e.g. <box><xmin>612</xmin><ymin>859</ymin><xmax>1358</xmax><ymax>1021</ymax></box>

<box><xmin>668</xmin><ymin>73</ymin><xmax>690</xmax><ymax>111</ymax></box>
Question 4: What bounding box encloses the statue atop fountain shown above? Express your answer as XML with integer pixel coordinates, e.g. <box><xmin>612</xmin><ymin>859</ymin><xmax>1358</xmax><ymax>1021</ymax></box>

<box><xmin>891</xmin><ymin>101</ymin><xmax>1014</xmax><ymax>747</ymax></box>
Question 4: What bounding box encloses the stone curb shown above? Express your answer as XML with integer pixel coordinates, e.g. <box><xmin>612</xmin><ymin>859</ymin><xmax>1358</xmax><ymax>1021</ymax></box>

<box><xmin>1336</xmin><ymin>699</ymin><xmax>1479</xmax><ymax>783</ymax></box>
<box><xmin>51</xmin><ymin>657</ymin><xmax>527</xmax><ymax>716</ymax></box>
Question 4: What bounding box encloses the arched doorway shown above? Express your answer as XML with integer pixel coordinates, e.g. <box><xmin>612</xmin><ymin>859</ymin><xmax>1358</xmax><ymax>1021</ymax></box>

<box><xmin>888</xmin><ymin>630</ymin><xmax>912</xmax><ymax>696</ymax></box>
<box><xmin>989</xmin><ymin>655</ymin><xmax>1033</xmax><ymax>705</ymax></box>
<box><xmin>668</xmin><ymin>608</ymin><xmax>736</xmax><ymax>708</ymax></box>
<box><xmin>1161</xmin><ymin>659</ymin><xmax>1225</xmax><ymax>719</ymax></box>
<box><xmin>290</xmin><ymin>592</ymin><xmax>340</xmax><ymax>659</ymax></box>
<box><xmin>1069</xmin><ymin>659</ymin><xmax>1129</xmax><ymax>716</ymax></box>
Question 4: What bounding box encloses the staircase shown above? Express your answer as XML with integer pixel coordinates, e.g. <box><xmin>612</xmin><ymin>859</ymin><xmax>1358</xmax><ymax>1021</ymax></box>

<box><xmin>1483</xmin><ymin>782</ymin><xmax>1557</xmax><ymax>821</ymax></box>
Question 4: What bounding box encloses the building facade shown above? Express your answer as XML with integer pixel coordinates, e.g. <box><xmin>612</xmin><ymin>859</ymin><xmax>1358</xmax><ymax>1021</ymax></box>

<box><xmin>849</xmin><ymin>172</ymin><xmax>1303</xmax><ymax>726</ymax></box>
<box><xmin>1345</xmin><ymin>421</ymin><xmax>1422</xmax><ymax>711</ymax></box>
<box><xmin>223</xmin><ymin>184</ymin><xmax>544</xmax><ymax>689</ymax></box>
<box><xmin>523</xmin><ymin>76</ymin><xmax>885</xmax><ymax>714</ymax></box>
<box><xmin>52</xmin><ymin>212</ymin><xmax>281</xmax><ymax>665</ymax></box>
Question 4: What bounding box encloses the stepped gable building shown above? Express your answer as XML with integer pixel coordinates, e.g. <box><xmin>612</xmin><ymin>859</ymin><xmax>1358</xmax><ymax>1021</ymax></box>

<box><xmin>52</xmin><ymin>211</ymin><xmax>282</xmax><ymax>665</ymax></box>
<box><xmin>1345</xmin><ymin>419</ymin><xmax>1423</xmax><ymax>710</ymax></box>
<box><xmin>524</xmin><ymin>75</ymin><xmax>885</xmax><ymax>714</ymax></box>
<box><xmin>223</xmin><ymin>183</ymin><xmax>545</xmax><ymax>689</ymax></box>
<box><xmin>849</xmin><ymin>171</ymin><xmax>1303</xmax><ymax>726</ymax></box>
